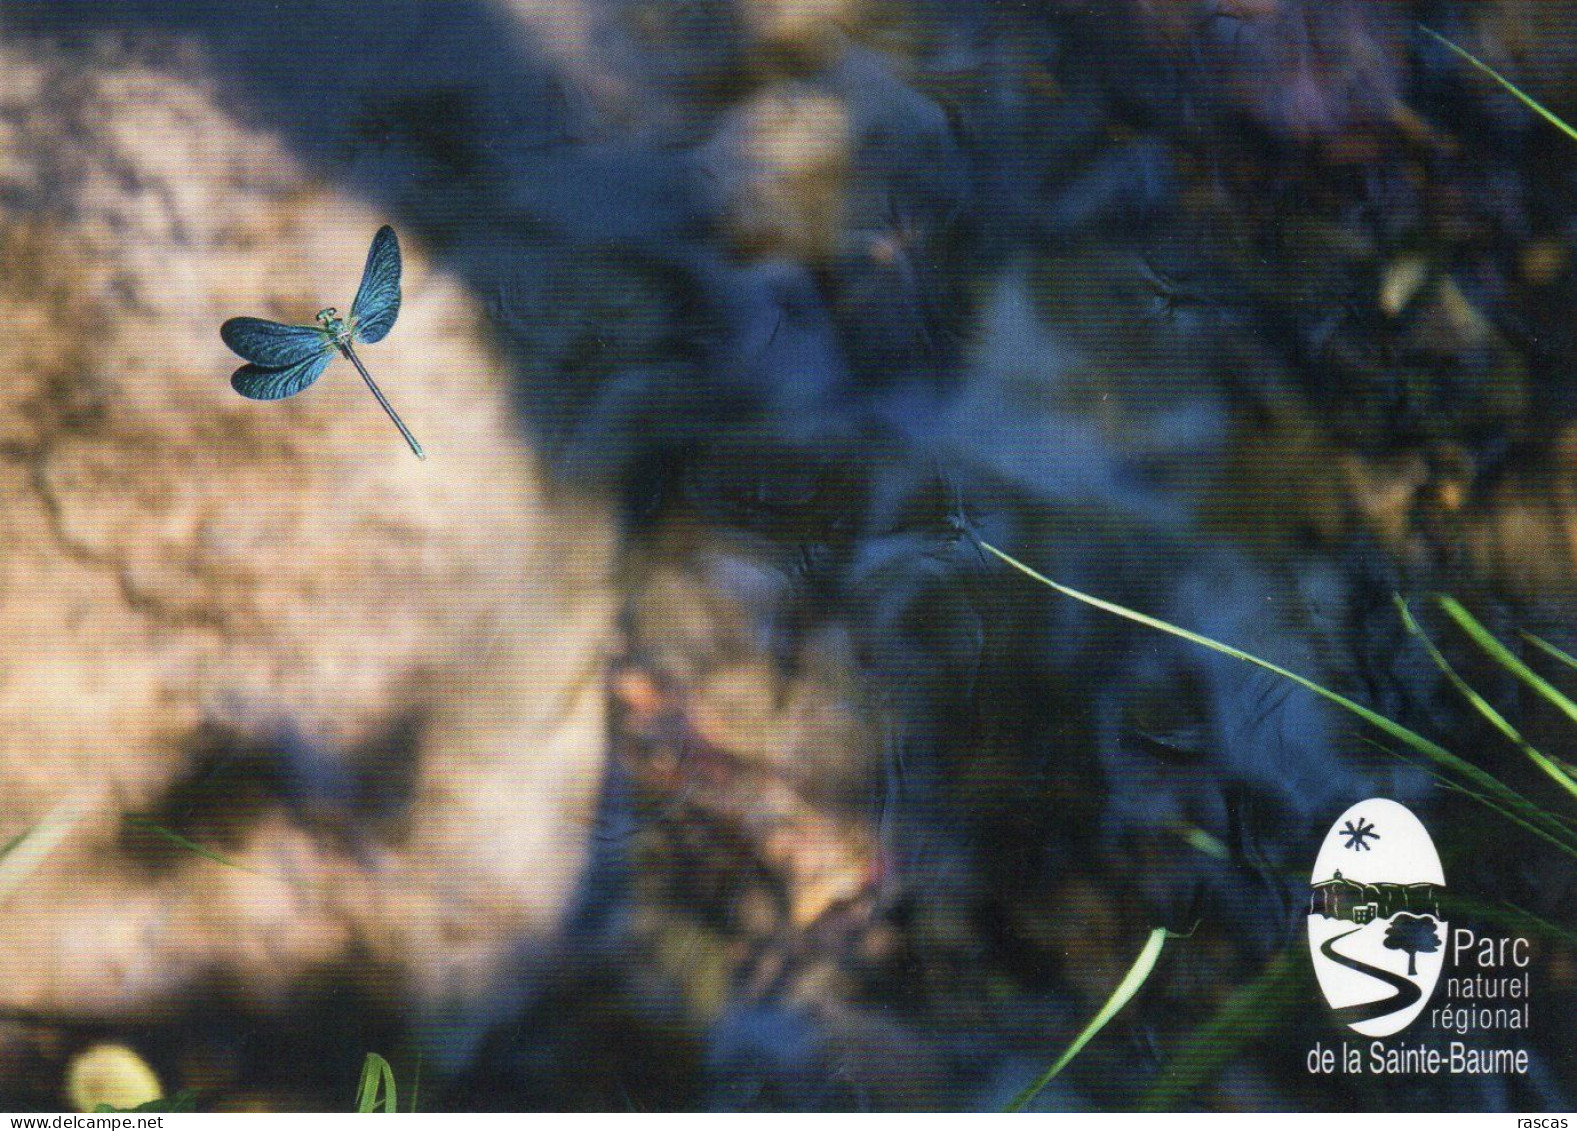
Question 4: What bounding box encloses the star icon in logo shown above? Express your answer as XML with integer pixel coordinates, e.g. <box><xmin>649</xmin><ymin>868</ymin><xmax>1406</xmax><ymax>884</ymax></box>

<box><xmin>1340</xmin><ymin>816</ymin><xmax>1380</xmax><ymax>851</ymax></box>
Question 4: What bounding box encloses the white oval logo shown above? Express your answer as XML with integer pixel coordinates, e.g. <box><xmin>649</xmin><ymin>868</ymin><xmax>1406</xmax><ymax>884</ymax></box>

<box><xmin>1307</xmin><ymin>798</ymin><xmax>1447</xmax><ymax>1037</ymax></box>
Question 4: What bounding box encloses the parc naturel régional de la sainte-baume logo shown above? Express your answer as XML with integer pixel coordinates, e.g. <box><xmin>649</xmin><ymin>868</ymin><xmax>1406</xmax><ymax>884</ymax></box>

<box><xmin>1307</xmin><ymin>798</ymin><xmax>1533</xmax><ymax>1078</ymax></box>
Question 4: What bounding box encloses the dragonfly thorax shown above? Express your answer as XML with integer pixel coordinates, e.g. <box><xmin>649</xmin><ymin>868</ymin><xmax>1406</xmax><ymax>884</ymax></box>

<box><xmin>315</xmin><ymin>306</ymin><xmax>351</xmax><ymax>343</ymax></box>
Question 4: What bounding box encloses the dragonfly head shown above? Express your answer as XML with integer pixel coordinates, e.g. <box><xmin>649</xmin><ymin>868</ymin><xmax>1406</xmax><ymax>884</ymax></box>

<box><xmin>316</xmin><ymin>306</ymin><xmax>350</xmax><ymax>341</ymax></box>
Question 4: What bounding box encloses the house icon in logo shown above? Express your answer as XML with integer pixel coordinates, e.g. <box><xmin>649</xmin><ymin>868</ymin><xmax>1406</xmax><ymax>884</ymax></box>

<box><xmin>1309</xmin><ymin>870</ymin><xmax>1443</xmax><ymax>922</ymax></box>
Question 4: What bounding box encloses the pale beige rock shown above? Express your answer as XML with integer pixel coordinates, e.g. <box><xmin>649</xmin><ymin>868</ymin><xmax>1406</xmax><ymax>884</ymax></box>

<box><xmin>0</xmin><ymin>41</ymin><xmax>616</xmax><ymax>1017</ymax></box>
<box><xmin>739</xmin><ymin>0</ymin><xmax>866</xmax><ymax>65</ymax></box>
<box><xmin>711</xmin><ymin>86</ymin><xmax>851</xmax><ymax>262</ymax></box>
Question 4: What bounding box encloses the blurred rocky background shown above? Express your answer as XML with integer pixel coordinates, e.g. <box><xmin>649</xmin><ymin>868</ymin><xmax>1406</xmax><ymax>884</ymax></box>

<box><xmin>0</xmin><ymin>0</ymin><xmax>1574</xmax><ymax>1111</ymax></box>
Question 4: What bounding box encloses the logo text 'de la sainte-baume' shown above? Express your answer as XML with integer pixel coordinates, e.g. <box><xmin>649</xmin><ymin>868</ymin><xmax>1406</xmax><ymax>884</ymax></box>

<box><xmin>1306</xmin><ymin>798</ymin><xmax>1531</xmax><ymax>1077</ymax></box>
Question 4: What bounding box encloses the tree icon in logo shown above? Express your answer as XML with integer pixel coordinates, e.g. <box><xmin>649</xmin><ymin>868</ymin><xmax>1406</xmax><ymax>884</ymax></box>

<box><xmin>1383</xmin><ymin>913</ymin><xmax>1442</xmax><ymax>976</ymax></box>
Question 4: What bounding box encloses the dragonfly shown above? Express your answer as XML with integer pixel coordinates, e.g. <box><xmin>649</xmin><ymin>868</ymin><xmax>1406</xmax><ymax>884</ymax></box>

<box><xmin>221</xmin><ymin>225</ymin><xmax>424</xmax><ymax>459</ymax></box>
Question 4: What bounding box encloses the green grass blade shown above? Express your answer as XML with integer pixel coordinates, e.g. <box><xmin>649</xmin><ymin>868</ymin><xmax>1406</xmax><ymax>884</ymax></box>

<box><xmin>0</xmin><ymin>796</ymin><xmax>91</xmax><ymax>905</ymax></box>
<box><xmin>1441</xmin><ymin>598</ymin><xmax>1577</xmax><ymax>726</ymax></box>
<box><xmin>1436</xmin><ymin>597</ymin><xmax>1577</xmax><ymax>802</ymax></box>
<box><xmin>95</xmin><ymin>1089</ymin><xmax>202</xmax><ymax>1114</ymax></box>
<box><xmin>1397</xmin><ymin>596</ymin><xmax>1524</xmax><ymax>746</ymax></box>
<box><xmin>1171</xmin><ymin>822</ymin><xmax>1230</xmax><ymax>862</ymax></box>
<box><xmin>981</xmin><ymin>542</ymin><xmax>1569</xmax><ymax>842</ymax></box>
<box><xmin>1498</xmin><ymin>902</ymin><xmax>1577</xmax><ymax>950</ymax></box>
<box><xmin>1517</xmin><ymin>634</ymin><xmax>1577</xmax><ymax>778</ymax></box>
<box><xmin>122</xmin><ymin>816</ymin><xmax>269</xmax><ymax>877</ymax></box>
<box><xmin>1423</xmin><ymin>890</ymin><xmax>1577</xmax><ymax>948</ymax></box>
<box><xmin>1419</xmin><ymin>25</ymin><xmax>1577</xmax><ymax>146</ymax></box>
<box><xmin>1397</xmin><ymin>598</ymin><xmax>1577</xmax><ymax>806</ymax></box>
<box><xmin>1137</xmin><ymin>948</ymin><xmax>1306</xmax><ymax>1111</ymax></box>
<box><xmin>1007</xmin><ymin>927</ymin><xmax>1169</xmax><ymax>1111</ymax></box>
<box><xmin>1391</xmin><ymin>750</ymin><xmax>1577</xmax><ymax>833</ymax></box>
<box><xmin>1522</xmin><ymin>631</ymin><xmax>1577</xmax><ymax>674</ymax></box>
<box><xmin>1437</xmin><ymin>776</ymin><xmax>1577</xmax><ymax>861</ymax></box>
<box><xmin>356</xmin><ymin>1053</ymin><xmax>397</xmax><ymax>1114</ymax></box>
<box><xmin>1355</xmin><ymin>731</ymin><xmax>1577</xmax><ymax>857</ymax></box>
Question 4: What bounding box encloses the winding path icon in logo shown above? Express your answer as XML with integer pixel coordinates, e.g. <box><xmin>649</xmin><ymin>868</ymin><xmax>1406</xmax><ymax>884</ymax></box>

<box><xmin>1307</xmin><ymin>799</ymin><xmax>1447</xmax><ymax>1037</ymax></box>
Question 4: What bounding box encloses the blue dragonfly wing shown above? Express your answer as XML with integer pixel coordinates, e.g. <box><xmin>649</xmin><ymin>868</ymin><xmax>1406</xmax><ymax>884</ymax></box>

<box><xmin>350</xmin><ymin>225</ymin><xmax>401</xmax><ymax>345</ymax></box>
<box><xmin>231</xmin><ymin>347</ymin><xmax>336</xmax><ymax>401</ymax></box>
<box><xmin>221</xmin><ymin>317</ymin><xmax>329</xmax><ymax>367</ymax></box>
